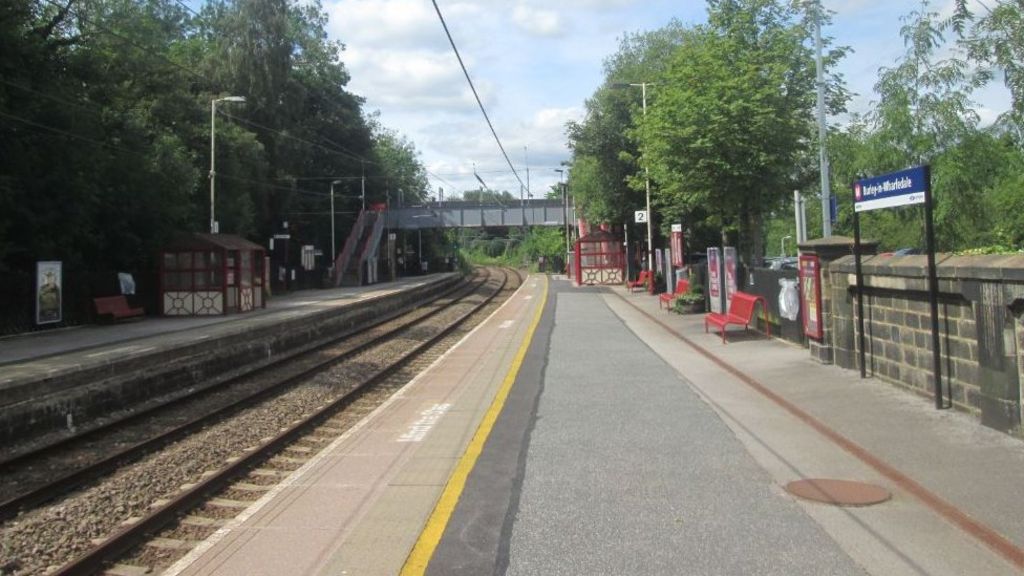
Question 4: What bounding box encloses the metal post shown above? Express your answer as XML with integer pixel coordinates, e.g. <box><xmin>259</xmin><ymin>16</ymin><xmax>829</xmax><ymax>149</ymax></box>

<box><xmin>360</xmin><ymin>162</ymin><xmax>366</xmax><ymax>212</ymax></box>
<box><xmin>209</xmin><ymin>100</ymin><xmax>217</xmax><ymax>234</ymax></box>
<box><xmin>794</xmin><ymin>190</ymin><xmax>808</xmax><ymax>243</ymax></box>
<box><xmin>641</xmin><ymin>82</ymin><xmax>654</xmax><ymax>278</ymax></box>
<box><xmin>922</xmin><ymin>165</ymin><xmax>946</xmax><ymax>409</ymax></box>
<box><xmin>330</xmin><ymin>180</ymin><xmax>341</xmax><ymax>265</ymax></box>
<box><xmin>853</xmin><ymin>209</ymin><xmax>866</xmax><ymax>378</ymax></box>
<box><xmin>814</xmin><ymin>0</ymin><xmax>832</xmax><ymax>237</ymax></box>
<box><xmin>209</xmin><ymin>96</ymin><xmax>244</xmax><ymax>234</ymax></box>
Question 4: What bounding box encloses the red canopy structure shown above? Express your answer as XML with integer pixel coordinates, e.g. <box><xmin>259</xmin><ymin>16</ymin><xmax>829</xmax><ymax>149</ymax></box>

<box><xmin>574</xmin><ymin>228</ymin><xmax>624</xmax><ymax>286</ymax></box>
<box><xmin>160</xmin><ymin>233</ymin><xmax>266</xmax><ymax>316</ymax></box>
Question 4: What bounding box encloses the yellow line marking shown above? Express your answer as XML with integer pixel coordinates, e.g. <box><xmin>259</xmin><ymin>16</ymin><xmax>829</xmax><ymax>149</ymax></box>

<box><xmin>400</xmin><ymin>274</ymin><xmax>549</xmax><ymax>575</ymax></box>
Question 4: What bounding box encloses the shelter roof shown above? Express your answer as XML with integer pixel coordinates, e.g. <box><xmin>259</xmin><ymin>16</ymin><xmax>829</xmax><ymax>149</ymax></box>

<box><xmin>164</xmin><ymin>233</ymin><xmax>265</xmax><ymax>252</ymax></box>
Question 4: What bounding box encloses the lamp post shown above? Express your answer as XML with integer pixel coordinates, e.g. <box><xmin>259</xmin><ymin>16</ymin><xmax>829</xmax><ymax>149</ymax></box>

<box><xmin>555</xmin><ymin>168</ymin><xmax>568</xmax><ymax>256</ymax></box>
<box><xmin>782</xmin><ymin>235</ymin><xmax>792</xmax><ymax>257</ymax></box>
<box><xmin>209</xmin><ymin>95</ymin><xmax>246</xmax><ymax>234</ymax></box>
<box><xmin>330</xmin><ymin>180</ymin><xmax>342</xmax><ymax>265</ymax></box>
<box><xmin>611</xmin><ymin>82</ymin><xmax>655</xmax><ymax>276</ymax></box>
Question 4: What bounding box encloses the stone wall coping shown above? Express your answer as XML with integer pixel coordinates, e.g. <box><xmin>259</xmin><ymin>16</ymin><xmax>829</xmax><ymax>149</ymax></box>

<box><xmin>832</xmin><ymin>253</ymin><xmax>1024</xmax><ymax>282</ymax></box>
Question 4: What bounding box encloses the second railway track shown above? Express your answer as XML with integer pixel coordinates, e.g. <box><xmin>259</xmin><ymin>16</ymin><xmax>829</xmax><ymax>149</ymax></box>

<box><xmin>0</xmin><ymin>267</ymin><xmax>522</xmax><ymax>576</ymax></box>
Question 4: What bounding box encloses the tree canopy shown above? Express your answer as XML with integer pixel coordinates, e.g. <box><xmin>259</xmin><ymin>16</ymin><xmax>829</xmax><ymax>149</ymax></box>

<box><xmin>565</xmin><ymin>0</ymin><xmax>1024</xmax><ymax>262</ymax></box>
<box><xmin>0</xmin><ymin>0</ymin><xmax>429</xmax><ymax>332</ymax></box>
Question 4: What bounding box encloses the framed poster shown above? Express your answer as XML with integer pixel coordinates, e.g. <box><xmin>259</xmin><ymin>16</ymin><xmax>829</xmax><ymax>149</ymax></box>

<box><xmin>707</xmin><ymin>248</ymin><xmax>722</xmax><ymax>314</ymax></box>
<box><xmin>724</xmin><ymin>246</ymin><xmax>738</xmax><ymax>304</ymax></box>
<box><xmin>36</xmin><ymin>261</ymin><xmax>63</xmax><ymax>325</ymax></box>
<box><xmin>670</xmin><ymin>224</ymin><xmax>684</xmax><ymax>267</ymax></box>
<box><xmin>799</xmin><ymin>254</ymin><xmax>823</xmax><ymax>339</ymax></box>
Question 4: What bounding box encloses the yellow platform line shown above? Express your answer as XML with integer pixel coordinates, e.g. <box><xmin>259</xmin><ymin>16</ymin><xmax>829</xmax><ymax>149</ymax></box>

<box><xmin>400</xmin><ymin>274</ymin><xmax>549</xmax><ymax>575</ymax></box>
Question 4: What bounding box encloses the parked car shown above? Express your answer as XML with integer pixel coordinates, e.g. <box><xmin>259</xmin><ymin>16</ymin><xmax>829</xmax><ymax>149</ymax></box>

<box><xmin>763</xmin><ymin>256</ymin><xmax>798</xmax><ymax>270</ymax></box>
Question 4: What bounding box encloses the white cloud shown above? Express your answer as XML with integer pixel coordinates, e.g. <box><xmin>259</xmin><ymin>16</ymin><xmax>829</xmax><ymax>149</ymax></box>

<box><xmin>327</xmin><ymin>0</ymin><xmax>443</xmax><ymax>51</ymax></box>
<box><xmin>344</xmin><ymin>48</ymin><xmax>479</xmax><ymax>111</ymax></box>
<box><xmin>512</xmin><ymin>4</ymin><xmax>564</xmax><ymax>37</ymax></box>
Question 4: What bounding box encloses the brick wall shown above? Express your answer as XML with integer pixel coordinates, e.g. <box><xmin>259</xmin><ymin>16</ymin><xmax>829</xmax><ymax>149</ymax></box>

<box><xmin>827</xmin><ymin>254</ymin><xmax>1024</xmax><ymax>436</ymax></box>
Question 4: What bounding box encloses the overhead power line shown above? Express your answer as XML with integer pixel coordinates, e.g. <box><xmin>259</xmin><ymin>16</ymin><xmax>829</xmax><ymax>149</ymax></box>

<box><xmin>430</xmin><ymin>0</ymin><xmax>526</xmax><ymax>191</ymax></box>
<box><xmin>220</xmin><ymin>111</ymin><xmax>371</xmax><ymax>165</ymax></box>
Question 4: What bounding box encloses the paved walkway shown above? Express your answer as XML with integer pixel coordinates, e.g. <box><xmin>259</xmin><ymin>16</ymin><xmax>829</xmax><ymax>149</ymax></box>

<box><xmin>425</xmin><ymin>277</ymin><xmax>1024</xmax><ymax>575</ymax></box>
<box><xmin>63</xmin><ymin>273</ymin><xmax>1024</xmax><ymax>575</ymax></box>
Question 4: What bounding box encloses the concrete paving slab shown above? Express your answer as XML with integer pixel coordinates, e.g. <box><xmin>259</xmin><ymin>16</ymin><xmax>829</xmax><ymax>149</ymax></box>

<box><xmin>605</xmin><ymin>287</ymin><xmax>1024</xmax><ymax>575</ymax></box>
<box><xmin>502</xmin><ymin>288</ymin><xmax>865</xmax><ymax>576</ymax></box>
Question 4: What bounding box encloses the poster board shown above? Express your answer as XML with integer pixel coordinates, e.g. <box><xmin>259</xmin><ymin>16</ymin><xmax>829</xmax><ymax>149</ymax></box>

<box><xmin>707</xmin><ymin>248</ymin><xmax>722</xmax><ymax>314</ymax></box>
<box><xmin>670</xmin><ymin>224</ymin><xmax>684</xmax><ymax>267</ymax></box>
<box><xmin>799</xmin><ymin>254</ymin><xmax>823</xmax><ymax>339</ymax></box>
<box><xmin>36</xmin><ymin>261</ymin><xmax>63</xmax><ymax>325</ymax></box>
<box><xmin>724</xmin><ymin>247</ymin><xmax>738</xmax><ymax>305</ymax></box>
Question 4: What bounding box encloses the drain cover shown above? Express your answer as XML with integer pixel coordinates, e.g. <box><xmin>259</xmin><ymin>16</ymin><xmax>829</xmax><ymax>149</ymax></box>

<box><xmin>785</xmin><ymin>478</ymin><xmax>891</xmax><ymax>507</ymax></box>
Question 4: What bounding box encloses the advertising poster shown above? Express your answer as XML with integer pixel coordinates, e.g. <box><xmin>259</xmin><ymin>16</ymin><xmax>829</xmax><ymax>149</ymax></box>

<box><xmin>707</xmin><ymin>248</ymin><xmax>722</xmax><ymax>314</ymax></box>
<box><xmin>670</xmin><ymin>224</ymin><xmax>684</xmax><ymax>267</ymax></box>
<box><xmin>724</xmin><ymin>246</ymin><xmax>738</xmax><ymax>305</ymax></box>
<box><xmin>36</xmin><ymin>261</ymin><xmax>63</xmax><ymax>325</ymax></box>
<box><xmin>799</xmin><ymin>254</ymin><xmax>823</xmax><ymax>339</ymax></box>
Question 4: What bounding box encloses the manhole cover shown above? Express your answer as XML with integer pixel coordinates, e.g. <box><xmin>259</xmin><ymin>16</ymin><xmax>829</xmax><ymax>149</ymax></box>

<box><xmin>785</xmin><ymin>479</ymin><xmax>891</xmax><ymax>507</ymax></box>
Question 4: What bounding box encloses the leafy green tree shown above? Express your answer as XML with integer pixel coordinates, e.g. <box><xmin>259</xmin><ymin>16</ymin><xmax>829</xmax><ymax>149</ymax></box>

<box><xmin>957</xmin><ymin>0</ymin><xmax>1024</xmax><ymax>135</ymax></box>
<box><xmin>567</xmin><ymin>21</ymin><xmax>688</xmax><ymax>239</ymax></box>
<box><xmin>639</xmin><ymin>0</ymin><xmax>835</xmax><ymax>262</ymax></box>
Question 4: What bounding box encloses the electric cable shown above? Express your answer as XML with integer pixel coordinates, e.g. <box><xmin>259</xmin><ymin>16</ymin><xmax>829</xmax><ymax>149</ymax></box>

<box><xmin>430</xmin><ymin>0</ymin><xmax>526</xmax><ymax>191</ymax></box>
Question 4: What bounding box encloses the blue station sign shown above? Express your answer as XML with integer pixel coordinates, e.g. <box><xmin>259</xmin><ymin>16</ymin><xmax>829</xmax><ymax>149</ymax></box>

<box><xmin>853</xmin><ymin>166</ymin><xmax>929</xmax><ymax>212</ymax></box>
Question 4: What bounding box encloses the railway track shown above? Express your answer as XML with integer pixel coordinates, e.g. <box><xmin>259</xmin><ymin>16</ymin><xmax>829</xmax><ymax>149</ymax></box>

<box><xmin>0</xmin><ymin>272</ymin><xmax>479</xmax><ymax>521</ymax></box>
<box><xmin>0</xmin><ymin>267</ymin><xmax>522</xmax><ymax>576</ymax></box>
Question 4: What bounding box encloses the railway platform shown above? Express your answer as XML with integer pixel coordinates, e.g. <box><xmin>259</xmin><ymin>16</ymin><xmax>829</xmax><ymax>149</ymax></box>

<box><xmin>159</xmin><ymin>274</ymin><xmax>1024</xmax><ymax>576</ymax></box>
<box><xmin>0</xmin><ymin>274</ymin><xmax>458</xmax><ymax>369</ymax></box>
<box><xmin>0</xmin><ymin>274</ymin><xmax>460</xmax><ymax>449</ymax></box>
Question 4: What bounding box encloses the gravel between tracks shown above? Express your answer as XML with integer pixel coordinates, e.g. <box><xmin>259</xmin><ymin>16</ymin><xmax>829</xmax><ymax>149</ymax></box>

<box><xmin>0</xmin><ymin>271</ymin><xmax>514</xmax><ymax>576</ymax></box>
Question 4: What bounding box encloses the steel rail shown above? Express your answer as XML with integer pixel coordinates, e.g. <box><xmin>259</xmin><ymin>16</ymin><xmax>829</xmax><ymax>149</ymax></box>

<box><xmin>52</xmin><ymin>267</ymin><xmax>515</xmax><ymax>576</ymax></box>
<box><xmin>0</xmin><ymin>273</ymin><xmax>481</xmax><ymax>522</ymax></box>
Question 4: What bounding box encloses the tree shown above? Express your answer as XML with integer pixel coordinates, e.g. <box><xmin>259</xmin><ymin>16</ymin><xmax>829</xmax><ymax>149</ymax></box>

<box><xmin>639</xmin><ymin>0</ymin><xmax>835</xmax><ymax>262</ymax></box>
<box><xmin>957</xmin><ymin>0</ymin><xmax>1024</xmax><ymax>137</ymax></box>
<box><xmin>566</xmin><ymin>21</ymin><xmax>688</xmax><ymax>235</ymax></box>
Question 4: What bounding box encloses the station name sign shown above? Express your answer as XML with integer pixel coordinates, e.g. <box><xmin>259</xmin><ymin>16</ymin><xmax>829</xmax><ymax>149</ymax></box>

<box><xmin>853</xmin><ymin>166</ymin><xmax>928</xmax><ymax>212</ymax></box>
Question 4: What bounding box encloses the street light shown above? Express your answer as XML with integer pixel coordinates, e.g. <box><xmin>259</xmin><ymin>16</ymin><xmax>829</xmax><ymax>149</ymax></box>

<box><xmin>330</xmin><ymin>180</ymin><xmax>343</xmax><ymax>265</ymax></box>
<box><xmin>209</xmin><ymin>95</ymin><xmax>246</xmax><ymax>234</ymax></box>
<box><xmin>611</xmin><ymin>82</ymin><xmax>655</xmax><ymax>277</ymax></box>
<box><xmin>555</xmin><ymin>168</ymin><xmax>569</xmax><ymax>257</ymax></box>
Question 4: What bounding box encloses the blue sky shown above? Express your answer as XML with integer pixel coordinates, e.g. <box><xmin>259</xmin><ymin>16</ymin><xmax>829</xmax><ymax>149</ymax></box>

<box><xmin>323</xmin><ymin>0</ymin><xmax>1012</xmax><ymax>199</ymax></box>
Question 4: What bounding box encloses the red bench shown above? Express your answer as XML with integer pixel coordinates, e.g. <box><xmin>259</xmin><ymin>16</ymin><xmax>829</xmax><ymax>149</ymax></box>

<box><xmin>658</xmin><ymin>278</ymin><xmax>690</xmax><ymax>310</ymax></box>
<box><xmin>704</xmin><ymin>291</ymin><xmax>770</xmax><ymax>343</ymax></box>
<box><xmin>93</xmin><ymin>295</ymin><xmax>144</xmax><ymax>321</ymax></box>
<box><xmin>627</xmin><ymin>270</ymin><xmax>652</xmax><ymax>293</ymax></box>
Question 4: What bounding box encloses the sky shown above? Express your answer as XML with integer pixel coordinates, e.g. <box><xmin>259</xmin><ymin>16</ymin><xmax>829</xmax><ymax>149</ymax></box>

<box><xmin>322</xmin><ymin>0</ymin><xmax>1012</xmax><ymax>201</ymax></box>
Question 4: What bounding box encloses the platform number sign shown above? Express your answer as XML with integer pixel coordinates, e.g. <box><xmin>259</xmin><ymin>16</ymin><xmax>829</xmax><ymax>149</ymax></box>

<box><xmin>634</xmin><ymin>210</ymin><xmax>648</xmax><ymax>223</ymax></box>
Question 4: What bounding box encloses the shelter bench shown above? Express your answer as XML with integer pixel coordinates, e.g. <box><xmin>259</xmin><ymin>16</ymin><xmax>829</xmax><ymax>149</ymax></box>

<box><xmin>93</xmin><ymin>295</ymin><xmax>144</xmax><ymax>321</ymax></box>
<box><xmin>658</xmin><ymin>278</ymin><xmax>690</xmax><ymax>310</ymax></box>
<box><xmin>627</xmin><ymin>270</ymin><xmax>652</xmax><ymax>293</ymax></box>
<box><xmin>704</xmin><ymin>291</ymin><xmax>770</xmax><ymax>343</ymax></box>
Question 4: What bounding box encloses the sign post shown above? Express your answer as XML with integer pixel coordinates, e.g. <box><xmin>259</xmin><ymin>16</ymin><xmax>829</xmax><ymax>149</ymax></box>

<box><xmin>853</xmin><ymin>165</ymin><xmax>946</xmax><ymax>409</ymax></box>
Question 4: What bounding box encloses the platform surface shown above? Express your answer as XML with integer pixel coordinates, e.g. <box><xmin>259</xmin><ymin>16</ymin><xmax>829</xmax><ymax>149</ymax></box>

<box><xmin>0</xmin><ymin>274</ymin><xmax>455</xmax><ymax>388</ymax></box>
<box><xmin>122</xmin><ymin>275</ymin><xmax>1024</xmax><ymax>575</ymax></box>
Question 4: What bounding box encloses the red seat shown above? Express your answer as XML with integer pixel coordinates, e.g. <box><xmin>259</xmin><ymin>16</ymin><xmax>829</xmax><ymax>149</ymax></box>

<box><xmin>93</xmin><ymin>295</ymin><xmax>144</xmax><ymax>321</ymax></box>
<box><xmin>658</xmin><ymin>279</ymin><xmax>690</xmax><ymax>310</ymax></box>
<box><xmin>704</xmin><ymin>291</ymin><xmax>769</xmax><ymax>343</ymax></box>
<box><xmin>627</xmin><ymin>270</ymin><xmax>652</xmax><ymax>293</ymax></box>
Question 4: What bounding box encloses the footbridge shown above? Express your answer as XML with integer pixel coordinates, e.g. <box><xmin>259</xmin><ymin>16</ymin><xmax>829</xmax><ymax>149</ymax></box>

<box><xmin>387</xmin><ymin>199</ymin><xmax>575</xmax><ymax>229</ymax></box>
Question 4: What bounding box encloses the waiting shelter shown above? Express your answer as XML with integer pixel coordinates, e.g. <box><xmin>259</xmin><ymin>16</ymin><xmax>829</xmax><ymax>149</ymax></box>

<box><xmin>159</xmin><ymin>233</ymin><xmax>266</xmax><ymax>316</ymax></box>
<box><xmin>574</xmin><ymin>228</ymin><xmax>624</xmax><ymax>285</ymax></box>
